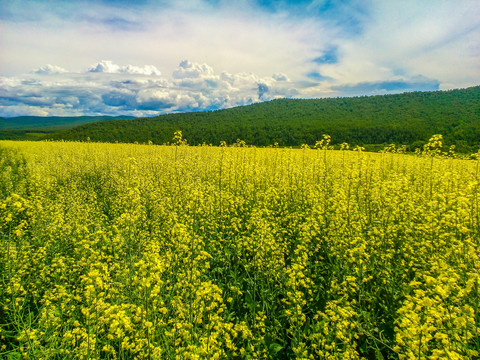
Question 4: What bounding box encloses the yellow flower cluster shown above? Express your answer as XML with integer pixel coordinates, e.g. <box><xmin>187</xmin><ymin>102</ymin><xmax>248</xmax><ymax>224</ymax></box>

<box><xmin>0</xmin><ymin>139</ymin><xmax>479</xmax><ymax>359</ymax></box>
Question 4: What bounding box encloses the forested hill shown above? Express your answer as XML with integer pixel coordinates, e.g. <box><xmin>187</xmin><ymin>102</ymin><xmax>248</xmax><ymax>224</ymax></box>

<box><xmin>0</xmin><ymin>115</ymin><xmax>134</xmax><ymax>131</ymax></box>
<box><xmin>46</xmin><ymin>86</ymin><xmax>480</xmax><ymax>151</ymax></box>
<box><xmin>0</xmin><ymin>115</ymin><xmax>134</xmax><ymax>141</ymax></box>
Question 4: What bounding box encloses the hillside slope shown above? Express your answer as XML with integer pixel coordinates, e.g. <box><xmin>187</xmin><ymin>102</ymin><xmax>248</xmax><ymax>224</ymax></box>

<box><xmin>0</xmin><ymin>115</ymin><xmax>134</xmax><ymax>140</ymax></box>
<box><xmin>46</xmin><ymin>86</ymin><xmax>480</xmax><ymax>151</ymax></box>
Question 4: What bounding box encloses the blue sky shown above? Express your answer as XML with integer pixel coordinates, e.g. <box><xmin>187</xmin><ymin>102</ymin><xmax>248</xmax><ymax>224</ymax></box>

<box><xmin>1</xmin><ymin>0</ymin><xmax>479</xmax><ymax>117</ymax></box>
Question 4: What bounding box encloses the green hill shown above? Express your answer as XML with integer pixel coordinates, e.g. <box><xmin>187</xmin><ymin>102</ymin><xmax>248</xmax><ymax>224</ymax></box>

<box><xmin>0</xmin><ymin>115</ymin><xmax>134</xmax><ymax>140</ymax></box>
<box><xmin>46</xmin><ymin>86</ymin><xmax>480</xmax><ymax>152</ymax></box>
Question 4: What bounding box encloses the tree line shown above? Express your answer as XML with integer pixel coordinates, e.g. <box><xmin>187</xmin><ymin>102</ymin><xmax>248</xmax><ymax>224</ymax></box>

<box><xmin>44</xmin><ymin>86</ymin><xmax>480</xmax><ymax>152</ymax></box>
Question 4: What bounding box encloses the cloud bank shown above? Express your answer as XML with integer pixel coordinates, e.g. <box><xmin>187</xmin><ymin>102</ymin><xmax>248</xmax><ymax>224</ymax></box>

<box><xmin>1</xmin><ymin>0</ymin><xmax>479</xmax><ymax>117</ymax></box>
<box><xmin>0</xmin><ymin>60</ymin><xmax>301</xmax><ymax>117</ymax></box>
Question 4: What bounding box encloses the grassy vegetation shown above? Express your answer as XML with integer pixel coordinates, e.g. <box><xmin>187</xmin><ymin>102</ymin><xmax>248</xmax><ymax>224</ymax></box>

<box><xmin>0</xmin><ymin>136</ymin><xmax>479</xmax><ymax>359</ymax></box>
<box><xmin>0</xmin><ymin>116</ymin><xmax>134</xmax><ymax>141</ymax></box>
<box><xmin>0</xmin><ymin>131</ymin><xmax>54</xmax><ymax>141</ymax></box>
<box><xmin>44</xmin><ymin>86</ymin><xmax>480</xmax><ymax>152</ymax></box>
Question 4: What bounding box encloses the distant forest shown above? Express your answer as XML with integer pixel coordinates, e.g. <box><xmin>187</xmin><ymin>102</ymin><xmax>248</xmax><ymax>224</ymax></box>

<box><xmin>27</xmin><ymin>86</ymin><xmax>480</xmax><ymax>152</ymax></box>
<box><xmin>0</xmin><ymin>115</ymin><xmax>133</xmax><ymax>140</ymax></box>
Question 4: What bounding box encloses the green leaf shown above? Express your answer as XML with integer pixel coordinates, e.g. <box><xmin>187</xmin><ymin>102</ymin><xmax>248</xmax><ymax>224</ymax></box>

<box><xmin>269</xmin><ymin>343</ymin><xmax>283</xmax><ymax>355</ymax></box>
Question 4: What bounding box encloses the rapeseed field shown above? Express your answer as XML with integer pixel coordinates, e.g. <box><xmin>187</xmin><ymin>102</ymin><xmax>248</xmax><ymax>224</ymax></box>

<box><xmin>0</xmin><ymin>135</ymin><xmax>479</xmax><ymax>359</ymax></box>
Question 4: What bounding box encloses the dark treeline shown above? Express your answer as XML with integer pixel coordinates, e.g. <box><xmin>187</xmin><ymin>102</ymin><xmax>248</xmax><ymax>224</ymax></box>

<box><xmin>45</xmin><ymin>86</ymin><xmax>480</xmax><ymax>152</ymax></box>
<box><xmin>0</xmin><ymin>115</ymin><xmax>135</xmax><ymax>140</ymax></box>
<box><xmin>0</xmin><ymin>130</ymin><xmax>50</xmax><ymax>141</ymax></box>
<box><xmin>0</xmin><ymin>115</ymin><xmax>135</xmax><ymax>131</ymax></box>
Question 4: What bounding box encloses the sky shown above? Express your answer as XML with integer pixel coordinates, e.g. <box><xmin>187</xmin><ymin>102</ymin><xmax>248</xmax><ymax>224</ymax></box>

<box><xmin>1</xmin><ymin>0</ymin><xmax>479</xmax><ymax>117</ymax></box>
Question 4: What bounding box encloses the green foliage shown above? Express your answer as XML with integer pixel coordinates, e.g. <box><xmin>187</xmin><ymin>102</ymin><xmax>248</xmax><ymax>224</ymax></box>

<box><xmin>0</xmin><ymin>130</ymin><xmax>53</xmax><ymax>141</ymax></box>
<box><xmin>0</xmin><ymin>116</ymin><xmax>134</xmax><ymax>140</ymax></box>
<box><xmin>36</xmin><ymin>85</ymin><xmax>480</xmax><ymax>151</ymax></box>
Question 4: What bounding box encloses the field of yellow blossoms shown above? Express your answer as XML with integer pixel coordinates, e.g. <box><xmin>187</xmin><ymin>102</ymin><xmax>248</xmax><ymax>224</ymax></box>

<box><xmin>0</xmin><ymin>134</ymin><xmax>479</xmax><ymax>359</ymax></box>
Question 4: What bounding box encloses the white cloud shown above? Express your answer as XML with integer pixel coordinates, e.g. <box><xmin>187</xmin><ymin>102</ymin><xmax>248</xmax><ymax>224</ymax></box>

<box><xmin>273</xmin><ymin>73</ymin><xmax>290</xmax><ymax>82</ymax></box>
<box><xmin>89</xmin><ymin>60</ymin><xmax>121</xmax><ymax>73</ymax></box>
<box><xmin>0</xmin><ymin>0</ymin><xmax>334</xmax><ymax>80</ymax></box>
<box><xmin>136</xmin><ymin>89</ymin><xmax>174</xmax><ymax>110</ymax></box>
<box><xmin>0</xmin><ymin>60</ymin><xmax>301</xmax><ymax>117</ymax></box>
<box><xmin>1</xmin><ymin>0</ymin><xmax>479</xmax><ymax>116</ymax></box>
<box><xmin>89</xmin><ymin>60</ymin><xmax>161</xmax><ymax>76</ymax></box>
<box><xmin>310</xmin><ymin>0</ymin><xmax>480</xmax><ymax>91</ymax></box>
<box><xmin>32</xmin><ymin>64</ymin><xmax>68</xmax><ymax>74</ymax></box>
<box><xmin>122</xmin><ymin>65</ymin><xmax>161</xmax><ymax>76</ymax></box>
<box><xmin>173</xmin><ymin>60</ymin><xmax>215</xmax><ymax>79</ymax></box>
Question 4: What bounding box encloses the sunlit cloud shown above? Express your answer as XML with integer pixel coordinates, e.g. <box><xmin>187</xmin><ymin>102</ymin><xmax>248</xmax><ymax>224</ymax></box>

<box><xmin>89</xmin><ymin>60</ymin><xmax>162</xmax><ymax>76</ymax></box>
<box><xmin>0</xmin><ymin>60</ymin><xmax>301</xmax><ymax>117</ymax></box>
<box><xmin>32</xmin><ymin>64</ymin><xmax>69</xmax><ymax>75</ymax></box>
<box><xmin>0</xmin><ymin>0</ymin><xmax>479</xmax><ymax>116</ymax></box>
